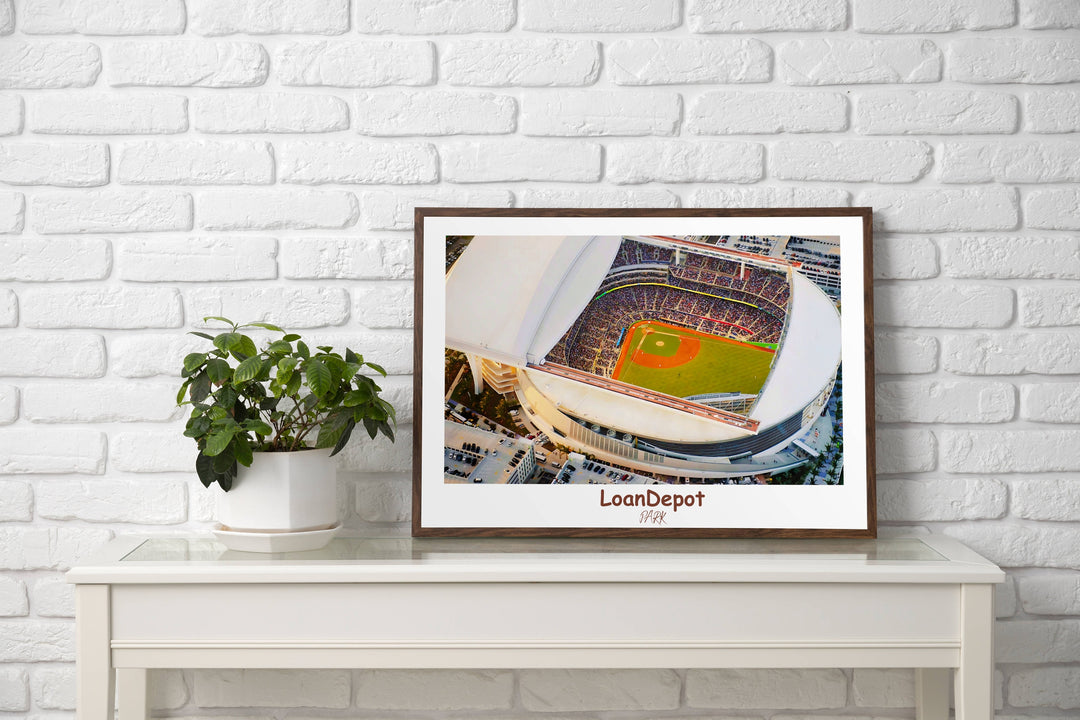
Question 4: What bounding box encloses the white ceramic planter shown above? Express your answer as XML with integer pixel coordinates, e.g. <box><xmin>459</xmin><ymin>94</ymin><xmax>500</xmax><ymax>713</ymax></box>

<box><xmin>214</xmin><ymin>448</ymin><xmax>338</xmax><ymax>552</ymax></box>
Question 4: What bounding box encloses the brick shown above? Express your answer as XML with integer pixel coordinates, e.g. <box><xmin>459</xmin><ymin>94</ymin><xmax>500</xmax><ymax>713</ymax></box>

<box><xmin>942</xmin><ymin>429</ymin><xmax>1080</xmax><ymax>473</ymax></box>
<box><xmin>997</xmin><ymin>620</ymin><xmax>1080</xmax><ymax>663</ymax></box>
<box><xmin>854</xmin><ymin>0</ymin><xmax>1014</xmax><ymax>32</ymax></box>
<box><xmin>877</xmin><ymin>428</ymin><xmax>935</xmax><ymax>474</ymax></box>
<box><xmin>0</xmin><ymin>577</ymin><xmax>26</xmax><ymax>616</ymax></box>
<box><xmin>0</xmin><ymin>0</ymin><xmax>10</xmax><ymax>34</ymax></box>
<box><xmin>24</xmin><ymin>381</ymin><xmax>181</xmax><ymax>423</ymax></box>
<box><xmin>357</xmin><ymin>0</ymin><xmax>514</xmax><ymax>33</ymax></box>
<box><xmin>773</xmin><ymin>140</ymin><xmax>930</xmax><ymax>183</ymax></box>
<box><xmin>110</xmin><ymin>431</ymin><xmax>192</xmax><ymax>473</ymax></box>
<box><xmin>523</xmin><ymin>0</ymin><xmax>678</xmax><ymax>31</ymax></box>
<box><xmin>1021</xmin><ymin>382</ymin><xmax>1080</xmax><ymax>422</ymax></box>
<box><xmin>1012</xmin><ymin>478</ymin><xmax>1080</xmax><ymax>521</ymax></box>
<box><xmin>0</xmin><ymin>238</ymin><xmax>111</xmax><ymax>282</ymax></box>
<box><xmin>522</xmin><ymin>670</ymin><xmax>679</xmax><ymax>711</ymax></box>
<box><xmin>878</xmin><ymin>477</ymin><xmax>1006</xmax><ymax>521</ymax></box>
<box><xmin>118</xmin><ymin>140</ymin><xmax>272</xmax><ymax>185</ymax></box>
<box><xmin>117</xmin><ymin>236</ymin><xmax>276</xmax><ymax>282</ymax></box>
<box><xmin>877</xmin><ymin>380</ymin><xmax>1014</xmax><ymax>423</ymax></box>
<box><xmin>1020</xmin><ymin>286</ymin><xmax>1080</xmax><ymax>327</ymax></box>
<box><xmin>945</xmin><ymin>332</ymin><xmax>1080</xmax><ymax>375</ymax></box>
<box><xmin>0</xmin><ymin>95</ymin><xmax>22</xmax><ymax>135</ymax></box>
<box><xmin>859</xmin><ymin>187</ymin><xmax>1018</xmax><ymax>232</ymax></box>
<box><xmin>0</xmin><ymin>528</ymin><xmax>112</xmax><ymax>570</ymax></box>
<box><xmin>950</xmin><ymin>39</ymin><xmax>1080</xmax><ymax>84</ymax></box>
<box><xmin>856</xmin><ymin>91</ymin><xmax>1017</xmax><ymax>135</ymax></box>
<box><xmin>30</xmin><ymin>93</ymin><xmax>186</xmax><ymax>134</ymax></box>
<box><xmin>942</xmin><ymin>141</ymin><xmax>1080</xmax><ymax>183</ymax></box>
<box><xmin>281</xmin><ymin>236</ymin><xmax>413</xmax><ymax>278</ymax></box>
<box><xmin>1028</xmin><ymin>90</ymin><xmax>1080</xmax><ymax>133</ymax></box>
<box><xmin>875</xmin><ymin>283</ymin><xmax>1012</xmax><ymax>328</ymax></box>
<box><xmin>22</xmin><ymin>287</ymin><xmax>182</xmax><ymax>329</ymax></box>
<box><xmin>523</xmin><ymin>90</ymin><xmax>678</xmax><ymax>136</ymax></box>
<box><xmin>608</xmin><ymin>38</ymin><xmax>770</xmax><ymax>85</ymax></box>
<box><xmin>687</xmin><ymin>669</ymin><xmax>846</xmax><ymax>709</ymax></box>
<box><xmin>0</xmin><ymin>669</ymin><xmax>27</xmax><ymax>711</ymax></box>
<box><xmin>946</xmin><ymin>523</ymin><xmax>1080</xmax><ymax>570</ymax></box>
<box><xmin>110</xmin><ymin>333</ymin><xmax>204</xmax><ymax>378</ymax></box>
<box><xmin>780</xmin><ymin>39</ymin><xmax>940</xmax><ymax>85</ymax></box>
<box><xmin>609</xmin><ymin>141</ymin><xmax>762</xmax><ymax>184</ymax></box>
<box><xmin>292</xmin><ymin>331</ymin><xmax>413</xmax><ymax>376</ymax></box>
<box><xmin>0</xmin><ymin>193</ymin><xmax>24</xmax><ymax>233</ymax></box>
<box><xmin>278</xmin><ymin>40</ymin><xmax>434</xmax><ymax>87</ymax></box>
<box><xmin>443</xmin><ymin>140</ymin><xmax>601</xmax><ymax>182</ymax></box>
<box><xmin>38</xmin><ymin>479</ymin><xmax>187</xmax><ymax>524</ymax></box>
<box><xmin>32</xmin><ymin>576</ymin><xmax>75</xmax><ymax>617</ymax></box>
<box><xmin>188</xmin><ymin>287</ymin><xmax>350</xmax><ymax>329</ymax></box>
<box><xmin>0</xmin><ymin>41</ymin><xmax>101</xmax><ymax>88</ymax></box>
<box><xmin>444</xmin><ymin>39</ymin><xmax>599</xmax><ymax>87</ymax></box>
<box><xmin>353</xmin><ymin>283</ymin><xmax>413</xmax><ymax>329</ymax></box>
<box><xmin>690</xmin><ymin>187</ymin><xmax>850</xmax><ymax>208</ymax></box>
<box><xmin>997</xmin><ymin>576</ymin><xmax>1017</xmax><ymax>618</ymax></box>
<box><xmin>109</xmin><ymin>41</ymin><xmax>268</xmax><ymax>87</ymax></box>
<box><xmin>1018</xmin><ymin>574</ymin><xmax>1080</xmax><ymax>614</ymax></box>
<box><xmin>279</xmin><ymin>141</ymin><xmax>437</xmax><ymax>184</ymax></box>
<box><xmin>690</xmin><ymin>0</ymin><xmax>845</xmax><ymax>31</ymax></box>
<box><xmin>0</xmin><ymin>334</ymin><xmax>105</xmax><ymax>377</ymax></box>
<box><xmin>0</xmin><ymin>429</ymin><xmax>105</xmax><ymax>473</ymax></box>
<box><xmin>195</xmin><ymin>669</ymin><xmax>350</xmax><ymax>708</ymax></box>
<box><xmin>0</xmin><ymin>622</ymin><xmax>73</xmax><ymax>661</ymax></box>
<box><xmin>874</xmin><ymin>332</ymin><xmax>937</xmax><ymax>374</ymax></box>
<box><xmin>356</xmin><ymin>91</ymin><xmax>515</xmax><ymax>136</ymax></box>
<box><xmin>150</xmin><ymin>669</ymin><xmax>189</xmax><ymax>709</ymax></box>
<box><xmin>0</xmin><ymin>289</ymin><xmax>15</xmax><ymax>326</ymax></box>
<box><xmin>0</xmin><ymin>142</ymin><xmax>108</xmax><ymax>187</ymax></box>
<box><xmin>1023</xmin><ymin>0</ymin><xmax>1080</xmax><ymax>27</ymax></box>
<box><xmin>355</xmin><ymin>670</ymin><xmax>512</xmax><ymax>709</ymax></box>
<box><xmin>337</xmin><ymin>424</ymin><xmax>411</xmax><ymax>471</ymax></box>
<box><xmin>0</xmin><ymin>386</ymin><xmax>16</xmax><ymax>426</ymax></box>
<box><xmin>1027</xmin><ymin>189</ymin><xmax>1080</xmax><ymax>230</ymax></box>
<box><xmin>874</xmin><ymin>237</ymin><xmax>938</xmax><ymax>280</ymax></box>
<box><xmin>852</xmin><ymin>668</ymin><xmax>914</xmax><ymax>707</ymax></box>
<box><xmin>33</xmin><ymin>191</ymin><xmax>192</xmax><ymax>234</ymax></box>
<box><xmin>188</xmin><ymin>0</ymin><xmax>348</xmax><ymax>35</ymax></box>
<box><xmin>360</xmin><ymin>189</ymin><xmax>513</xmax><ymax>231</ymax></box>
<box><xmin>942</xmin><ymin>236</ymin><xmax>1080</xmax><ymax>279</ymax></box>
<box><xmin>22</xmin><ymin>0</ymin><xmax>183</xmax><ymax>34</ymax></box>
<box><xmin>1009</xmin><ymin>667</ymin><xmax>1080</xmax><ymax>709</ymax></box>
<box><xmin>354</xmin><ymin>474</ymin><xmax>410</xmax><ymax>523</ymax></box>
<box><xmin>199</xmin><ymin>190</ymin><xmax>358</xmax><ymax>230</ymax></box>
<box><xmin>688</xmin><ymin>92</ymin><xmax>846</xmax><ymax>134</ymax></box>
<box><xmin>524</xmin><ymin>188</ymin><xmax>680</xmax><ymax>208</ymax></box>
<box><xmin>32</xmin><ymin>666</ymin><xmax>73</xmax><ymax>710</ymax></box>
<box><xmin>377</xmin><ymin>376</ymin><xmax>413</xmax><ymax>424</ymax></box>
<box><xmin>194</xmin><ymin>93</ymin><xmax>346</xmax><ymax>134</ymax></box>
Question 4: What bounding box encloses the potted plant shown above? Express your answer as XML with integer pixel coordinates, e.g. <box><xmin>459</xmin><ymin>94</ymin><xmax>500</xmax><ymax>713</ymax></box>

<box><xmin>178</xmin><ymin>317</ymin><xmax>396</xmax><ymax>552</ymax></box>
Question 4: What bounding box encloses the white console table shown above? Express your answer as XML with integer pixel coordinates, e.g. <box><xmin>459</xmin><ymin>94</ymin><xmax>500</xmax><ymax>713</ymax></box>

<box><xmin>67</xmin><ymin>535</ymin><xmax>1003</xmax><ymax>720</ymax></box>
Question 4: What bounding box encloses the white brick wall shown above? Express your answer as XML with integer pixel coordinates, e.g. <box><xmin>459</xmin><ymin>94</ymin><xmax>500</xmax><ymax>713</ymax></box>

<box><xmin>1</xmin><ymin>0</ymin><xmax>1078</xmax><ymax>716</ymax></box>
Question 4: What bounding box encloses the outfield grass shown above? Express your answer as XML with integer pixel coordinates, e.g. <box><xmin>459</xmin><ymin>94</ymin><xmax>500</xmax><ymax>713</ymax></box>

<box><xmin>614</xmin><ymin>322</ymin><xmax>774</xmax><ymax>398</ymax></box>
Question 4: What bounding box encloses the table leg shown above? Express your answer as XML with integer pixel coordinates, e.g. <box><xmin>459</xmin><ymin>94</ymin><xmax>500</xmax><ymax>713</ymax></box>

<box><xmin>76</xmin><ymin>585</ymin><xmax>115</xmax><ymax>720</ymax></box>
<box><xmin>956</xmin><ymin>583</ymin><xmax>995</xmax><ymax>720</ymax></box>
<box><xmin>915</xmin><ymin>668</ymin><xmax>949</xmax><ymax>720</ymax></box>
<box><xmin>117</xmin><ymin>669</ymin><xmax>148</xmax><ymax>720</ymax></box>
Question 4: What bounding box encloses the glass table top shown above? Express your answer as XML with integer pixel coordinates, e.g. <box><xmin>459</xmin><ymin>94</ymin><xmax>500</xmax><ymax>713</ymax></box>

<box><xmin>121</xmin><ymin>536</ymin><xmax>946</xmax><ymax>564</ymax></box>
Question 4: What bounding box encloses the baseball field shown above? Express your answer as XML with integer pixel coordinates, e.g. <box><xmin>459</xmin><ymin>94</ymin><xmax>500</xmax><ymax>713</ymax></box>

<box><xmin>612</xmin><ymin>320</ymin><xmax>775</xmax><ymax>399</ymax></box>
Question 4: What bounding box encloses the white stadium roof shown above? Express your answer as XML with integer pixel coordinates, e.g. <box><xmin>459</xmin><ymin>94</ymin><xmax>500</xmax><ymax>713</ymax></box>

<box><xmin>445</xmin><ymin>235</ymin><xmax>841</xmax><ymax>444</ymax></box>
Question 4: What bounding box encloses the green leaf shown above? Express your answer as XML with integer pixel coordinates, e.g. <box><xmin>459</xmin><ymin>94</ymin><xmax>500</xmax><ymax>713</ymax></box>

<box><xmin>266</xmin><ymin>340</ymin><xmax>292</xmax><ymax>355</ymax></box>
<box><xmin>195</xmin><ymin>452</ymin><xmax>217</xmax><ymax>489</ymax></box>
<box><xmin>190</xmin><ymin>372</ymin><xmax>211</xmax><ymax>403</ymax></box>
<box><xmin>236</xmin><ymin>335</ymin><xmax>258</xmax><ymax>359</ymax></box>
<box><xmin>203</xmin><ymin>316</ymin><xmax>235</xmax><ymax>327</ymax></box>
<box><xmin>343</xmin><ymin>387</ymin><xmax>371</xmax><ymax>407</ymax></box>
<box><xmin>330</xmin><ymin>419</ymin><xmax>356</xmax><ymax>457</ymax></box>
<box><xmin>363</xmin><ymin>417</ymin><xmax>379</xmax><ymax>439</ymax></box>
<box><xmin>285</xmin><ymin>371</ymin><xmax>302</xmax><ymax>397</ymax></box>
<box><xmin>213</xmin><ymin>333</ymin><xmax>242</xmax><ymax>352</ymax></box>
<box><xmin>244</xmin><ymin>419</ymin><xmax>273</xmax><ymax>436</ymax></box>
<box><xmin>317</xmin><ymin>345</ymin><xmax>334</xmax><ymax>353</ymax></box>
<box><xmin>203</xmin><ymin>429</ymin><xmax>235</xmax><ymax>457</ymax></box>
<box><xmin>232</xmin><ymin>355</ymin><xmax>263</xmax><ymax>385</ymax></box>
<box><xmin>244</xmin><ymin>322</ymin><xmax>284</xmax><ymax>333</ymax></box>
<box><xmin>283</xmin><ymin>334</ymin><xmax>301</xmax><ymax>342</ymax></box>
<box><xmin>176</xmin><ymin>381</ymin><xmax>190</xmax><ymax>406</ymax></box>
<box><xmin>205</xmin><ymin>358</ymin><xmax>232</xmax><ymax>384</ymax></box>
<box><xmin>188</xmin><ymin>331</ymin><xmax>216</xmax><ymax>341</ymax></box>
<box><xmin>183</xmin><ymin>353</ymin><xmax>207</xmax><ymax>373</ymax></box>
<box><xmin>365</xmin><ymin>361</ymin><xmax>387</xmax><ymax>377</ymax></box>
<box><xmin>315</xmin><ymin>410</ymin><xmax>351</xmax><ymax>450</ymax></box>
<box><xmin>378</xmin><ymin>421</ymin><xmax>395</xmax><ymax>443</ymax></box>
<box><xmin>232</xmin><ymin>435</ymin><xmax>253</xmax><ymax>467</ymax></box>
<box><xmin>297</xmin><ymin>341</ymin><xmax>310</xmax><ymax>359</ymax></box>
<box><xmin>345</xmin><ymin>348</ymin><xmax>360</xmax><ymax>364</ymax></box>
<box><xmin>305</xmin><ymin>359</ymin><xmax>332</xmax><ymax>397</ymax></box>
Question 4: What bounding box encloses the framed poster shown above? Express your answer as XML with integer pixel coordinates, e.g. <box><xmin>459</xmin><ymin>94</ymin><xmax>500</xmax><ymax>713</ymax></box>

<box><xmin>413</xmin><ymin>208</ymin><xmax>874</xmax><ymax>538</ymax></box>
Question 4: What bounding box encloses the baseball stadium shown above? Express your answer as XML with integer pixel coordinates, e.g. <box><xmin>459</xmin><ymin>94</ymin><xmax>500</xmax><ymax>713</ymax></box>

<box><xmin>444</xmin><ymin>234</ymin><xmax>842</xmax><ymax>482</ymax></box>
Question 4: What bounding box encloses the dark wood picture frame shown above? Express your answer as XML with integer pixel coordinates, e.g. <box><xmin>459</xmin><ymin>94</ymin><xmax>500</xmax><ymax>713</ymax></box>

<box><xmin>413</xmin><ymin>208</ymin><xmax>875</xmax><ymax>538</ymax></box>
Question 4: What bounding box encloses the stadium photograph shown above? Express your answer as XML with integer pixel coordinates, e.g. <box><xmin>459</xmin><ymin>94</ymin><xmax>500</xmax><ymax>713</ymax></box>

<box><xmin>441</xmin><ymin>233</ymin><xmax>845</xmax><ymax>488</ymax></box>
